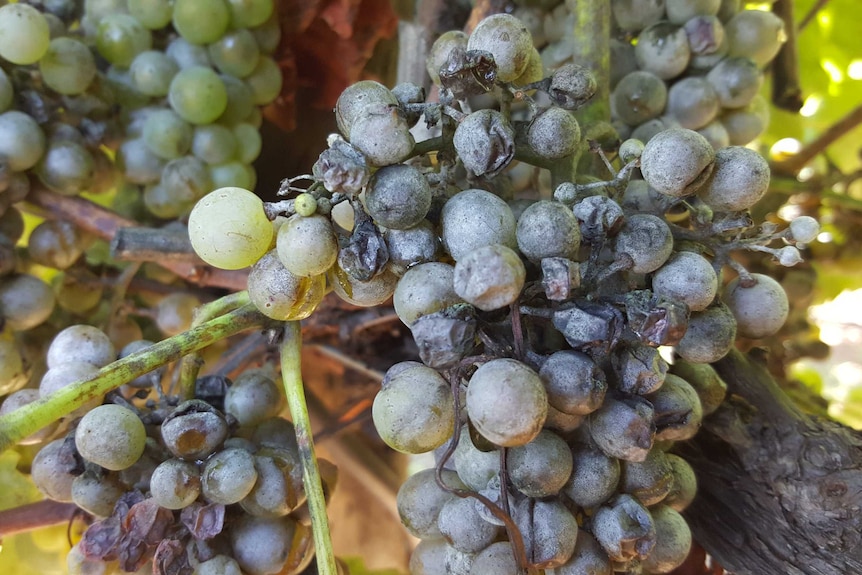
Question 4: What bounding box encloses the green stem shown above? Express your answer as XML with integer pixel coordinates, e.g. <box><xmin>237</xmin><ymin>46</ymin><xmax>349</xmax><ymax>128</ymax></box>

<box><xmin>179</xmin><ymin>291</ymin><xmax>252</xmax><ymax>399</ymax></box>
<box><xmin>0</xmin><ymin>304</ymin><xmax>265</xmax><ymax>454</ymax></box>
<box><xmin>280</xmin><ymin>322</ymin><xmax>336</xmax><ymax>575</ymax></box>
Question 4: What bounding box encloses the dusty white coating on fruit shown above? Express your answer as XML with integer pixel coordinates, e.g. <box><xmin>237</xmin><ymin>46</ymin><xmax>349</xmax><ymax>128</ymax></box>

<box><xmin>722</xmin><ymin>273</ymin><xmax>789</xmax><ymax>338</ymax></box>
<box><xmin>676</xmin><ymin>303</ymin><xmax>737</xmax><ymax>363</ymax></box>
<box><xmin>441</xmin><ymin>189</ymin><xmax>517</xmax><ymax>261</ymax></box>
<box><xmin>466</xmin><ymin>13</ymin><xmax>533</xmax><ymax>82</ymax></box>
<box><xmin>640</xmin><ymin>128</ymin><xmax>715</xmax><ymax>198</ymax></box>
<box><xmin>453</xmin><ymin>244</ymin><xmax>525</xmax><ymax>311</ymax></box>
<box><xmin>698</xmin><ymin>146</ymin><xmax>770</xmax><ymax>211</ymax></box>
<box><xmin>652</xmin><ymin>251</ymin><xmax>718</xmax><ymax>311</ymax></box>
<box><xmin>393</xmin><ymin>262</ymin><xmax>461</xmax><ymax>326</ymax></box>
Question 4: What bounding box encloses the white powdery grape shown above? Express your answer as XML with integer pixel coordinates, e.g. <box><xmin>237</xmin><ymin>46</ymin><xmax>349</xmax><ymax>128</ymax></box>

<box><xmin>722</xmin><ymin>273</ymin><xmax>789</xmax><ymax>338</ymax></box>
<box><xmin>467</xmin><ymin>13</ymin><xmax>534</xmax><ymax>82</ymax></box>
<box><xmin>697</xmin><ymin>146</ymin><xmax>769</xmax><ymax>212</ymax></box>
<box><xmin>75</xmin><ymin>405</ymin><xmax>147</xmax><ymax>471</ymax></box>
<box><xmin>276</xmin><ymin>214</ymin><xmax>338</xmax><ymax>277</ymax></box>
<box><xmin>47</xmin><ymin>324</ymin><xmax>116</xmax><ymax>369</ymax></box>
<box><xmin>789</xmin><ymin>216</ymin><xmax>820</xmax><ymax>244</ymax></box>
<box><xmin>189</xmin><ymin>187</ymin><xmax>273</xmax><ymax>270</ymax></box>
<box><xmin>453</xmin><ymin>244</ymin><xmax>526</xmax><ymax>311</ymax></box>
<box><xmin>0</xmin><ymin>4</ymin><xmax>50</xmax><ymax>65</ymax></box>
<box><xmin>651</xmin><ymin>252</ymin><xmax>718</xmax><ymax>311</ymax></box>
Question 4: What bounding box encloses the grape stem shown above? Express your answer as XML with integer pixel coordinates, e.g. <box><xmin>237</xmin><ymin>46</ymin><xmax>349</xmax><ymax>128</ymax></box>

<box><xmin>279</xmin><ymin>322</ymin><xmax>337</xmax><ymax>575</ymax></box>
<box><xmin>0</xmin><ymin>304</ymin><xmax>265</xmax><ymax>454</ymax></box>
<box><xmin>179</xmin><ymin>291</ymin><xmax>253</xmax><ymax>399</ymax></box>
<box><xmin>0</xmin><ymin>500</ymin><xmax>79</xmax><ymax>538</ymax></box>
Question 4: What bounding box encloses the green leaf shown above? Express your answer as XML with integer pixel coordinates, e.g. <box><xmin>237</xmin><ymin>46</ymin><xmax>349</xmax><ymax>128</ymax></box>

<box><xmin>342</xmin><ymin>556</ymin><xmax>407</xmax><ymax>575</ymax></box>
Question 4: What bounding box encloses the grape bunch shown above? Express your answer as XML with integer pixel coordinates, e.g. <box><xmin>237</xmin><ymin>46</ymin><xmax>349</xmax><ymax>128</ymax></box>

<box><xmin>12</xmin><ymin>321</ymin><xmax>333</xmax><ymax>575</ymax></box>
<box><xmin>182</xmin><ymin>6</ymin><xmax>816</xmax><ymax>572</ymax></box>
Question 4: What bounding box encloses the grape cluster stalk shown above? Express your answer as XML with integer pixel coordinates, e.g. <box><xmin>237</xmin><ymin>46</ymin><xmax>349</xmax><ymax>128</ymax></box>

<box><xmin>0</xmin><ymin>1</ymin><xmax>822</xmax><ymax>575</ymax></box>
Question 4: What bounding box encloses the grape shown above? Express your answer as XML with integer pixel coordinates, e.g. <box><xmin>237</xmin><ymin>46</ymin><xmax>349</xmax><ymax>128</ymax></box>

<box><xmin>154</xmin><ymin>292</ymin><xmax>200</xmax><ymax>336</ymax></box>
<box><xmin>539</xmin><ymin>350</ymin><xmax>607</xmax><ymax>415</ymax></box>
<box><xmin>666</xmin><ymin>77</ymin><xmax>720</xmax><ymax>130</ymax></box>
<box><xmin>620</xmin><ymin>448</ymin><xmax>673</xmax><ymax>506</ymax></box>
<box><xmin>590</xmin><ymin>395</ymin><xmax>655</xmax><ymax>462</ymax></box>
<box><xmin>118</xmin><ymin>138</ymin><xmax>165</xmax><ymax>184</ymax></box>
<box><xmin>639</xmin><ymin>128</ymin><xmax>715</xmax><ymax>198</ymax></box>
<box><xmin>144</xmin><ymin>182</ymin><xmax>191</xmax><ymax>218</ymax></box>
<box><xmin>665</xmin><ymin>0</ymin><xmax>720</xmax><ymax>24</ymax></box>
<box><xmin>722</xmin><ymin>273</ymin><xmax>788</xmax><ymax>338</ymax></box>
<box><xmin>634</xmin><ymin>22</ymin><xmax>691</xmax><ymax>80</ymax></box>
<box><xmin>233</xmin><ymin>123</ymin><xmax>262</xmax><ymax>164</ymax></box>
<box><xmin>516</xmin><ymin>200</ymin><xmax>581</xmax><ymax>262</ymax></box>
<box><xmin>0</xmin><ymin>111</ymin><xmax>46</xmax><ymax>171</ymax></box>
<box><xmin>641</xmin><ymin>505</ymin><xmax>692</xmax><ymax>573</ymax></box>
<box><xmin>0</xmin><ymin>339</ymin><xmax>27</xmax><ymax>396</ymax></box>
<box><xmin>240</xmin><ymin>447</ymin><xmax>305</xmax><ymax>517</ymax></box>
<box><xmin>470</xmin><ymin>542</ymin><xmax>519</xmax><ymax>575</ymax></box>
<box><xmin>392</xmin><ymin>262</ymin><xmax>461</xmax><ymax>326</ymax></box>
<box><xmin>547</xmin><ymin>532</ymin><xmax>612</xmax><ymax>575</ymax></box>
<box><xmin>467</xmin><ymin>13</ymin><xmax>533</xmax><ymax>82</ymax></box>
<box><xmin>161</xmin><ymin>156</ymin><xmax>213</xmax><ymax>204</ymax></box>
<box><xmin>209</xmin><ymin>29</ymin><xmax>261</xmax><ymax>78</ymax></box>
<box><xmin>441</xmin><ymin>189</ymin><xmax>517</xmax><ymax>261</ymax></box>
<box><xmin>651</xmin><ymin>251</ymin><xmax>717</xmax><ymax>311</ymax></box>
<box><xmin>684</xmin><ymin>14</ymin><xmax>725</xmax><ymax>55</ymax></box>
<box><xmin>118</xmin><ymin>339</ymin><xmax>163</xmax><ymax>389</ymax></box>
<box><xmin>562</xmin><ymin>443</ymin><xmax>620</xmax><ymax>509</ymax></box>
<box><xmin>276</xmin><ymin>214</ymin><xmax>338</xmax><ymax>277</ymax></box>
<box><xmin>789</xmin><ymin>216</ymin><xmax>820</xmax><ymax>244</ymax></box>
<box><xmin>39</xmin><ymin>38</ymin><xmax>97</xmax><ymax>96</ymax></box>
<box><xmin>725</xmin><ymin>9</ymin><xmax>785</xmax><ymax>67</ymax></box>
<box><xmin>130</xmin><ymin>50</ymin><xmax>179</xmax><ymax>97</ymax></box>
<box><xmin>39</xmin><ymin>360</ymin><xmax>100</xmax><ymax>398</ymax></box>
<box><xmin>384</xmin><ymin>220</ymin><xmax>439</xmax><ymax>270</ymax></box>
<box><xmin>128</xmin><ymin>0</ymin><xmax>173</xmax><ymax>29</ymax></box>
<box><xmin>372</xmin><ymin>364</ymin><xmax>454</xmax><ymax>454</ymax></box>
<box><xmin>613</xmin><ymin>214</ymin><xmax>674</xmax><ymax>274</ymax></box>
<box><xmin>250</xmin><ymin>12</ymin><xmax>282</xmax><ymax>54</ymax></box>
<box><xmin>365</xmin><ymin>164</ymin><xmax>432</xmax><ymax>230</ymax></box>
<box><xmin>247</xmin><ymin>250</ymin><xmax>326</xmax><ymax>320</ymax></box>
<box><xmin>706</xmin><ymin>57</ymin><xmax>763</xmax><ymax>109</ymax></box>
<box><xmin>612</xmin><ymin>71</ymin><xmax>668</xmax><ymax>127</ymax></box>
<box><xmin>697</xmin><ymin>146</ymin><xmax>769</xmax><ymax>212</ymax></box>
<box><xmin>452</xmin><ymin>427</ymin><xmax>498</xmax><ymax>491</ymax></box>
<box><xmin>438</xmin><ymin>495</ymin><xmax>502</xmax><ymax>553</ymax></box>
<box><xmin>195</xmin><ymin>555</ymin><xmax>243</xmax><ymax>575</ymax></box>
<box><xmin>0</xmin><ymin>274</ymin><xmax>55</xmax><ymax>331</ymax></box>
<box><xmin>71</xmin><ymin>470</ymin><xmax>125</xmax><ymax>517</ymax></box>
<box><xmin>335</xmin><ymin>80</ymin><xmax>397</xmax><ymax>138</ymax></box>
<box><xmin>252</xmin><ymin>416</ymin><xmax>299</xmax><ymax>452</ymax></box>
<box><xmin>189</xmin><ymin>187</ymin><xmax>273</xmax><ymax>270</ymax></box>
<box><xmin>96</xmin><ymin>14</ymin><xmax>152</xmax><ymax>67</ymax></box>
<box><xmin>47</xmin><ymin>324</ymin><xmax>115</xmax><ymax>369</ymax></box>
<box><xmin>426</xmin><ymin>30</ymin><xmax>468</xmax><ymax>86</ymax></box>
<box><xmin>721</xmin><ymin>94</ymin><xmax>769</xmax><ymax>145</ymax></box>
<box><xmin>676</xmin><ymin>303</ymin><xmax>737</xmax><ymax>363</ymax></box>
<box><xmin>453</xmin><ymin>244</ymin><xmax>525</xmax><ymax>311</ymax></box>
<box><xmin>697</xmin><ymin>119</ymin><xmax>730</xmax><ymax>150</ymax></box>
<box><xmin>230</xmin><ymin>515</ymin><xmax>307</xmax><ymax>575</ymax></box>
<box><xmin>513</xmin><ymin>46</ymin><xmax>544</xmax><ymax>86</ymax></box>
<box><xmin>143</xmin><ymin>109</ymin><xmax>193</xmax><ymax>160</ymax></box>
<box><xmin>591</xmin><ymin>494</ymin><xmax>656</xmax><ymax>562</ymax></box>
<box><xmin>161</xmin><ymin>400</ymin><xmax>229</xmax><ymax>460</ymax></box>
<box><xmin>0</xmin><ymin>4</ymin><xmax>51</xmax><ymax>65</ymax></box>
<box><xmin>201</xmin><ymin>446</ymin><xmax>259</xmax><ymax>504</ymax></box>
<box><xmin>208</xmin><ymin>160</ymin><xmax>256</xmax><ymax>190</ymax></box>
<box><xmin>664</xmin><ymin>453</ymin><xmax>697</xmax><ymax>512</ymax></box>
<box><xmin>224</xmin><ymin>368</ymin><xmax>284</xmax><ymax>427</ymax></box>
<box><xmin>173</xmin><ymin>0</ymin><xmax>230</xmax><ymax>45</ymax></box>
<box><xmin>192</xmin><ymin>124</ymin><xmax>238</xmax><ymax>165</ymax></box>
<box><xmin>169</xmin><ymin>66</ymin><xmax>228</xmax><ymax>125</ymax></box>
<box><xmin>166</xmin><ymin>36</ymin><xmax>211</xmax><ymax>69</ymax></box>
<box><xmin>31</xmin><ymin>439</ymin><xmax>77</xmax><ymax>502</ymax></box>
<box><xmin>329</xmin><ymin>263</ymin><xmax>400</xmax><ymax>307</ymax></box>
<box><xmin>508</xmin><ymin>430</ymin><xmax>573</xmax><ymax>497</ymax></box>
<box><xmin>76</xmin><ymin>404</ymin><xmax>147</xmax><ymax>471</ymax></box>
<box><xmin>514</xmin><ymin>497</ymin><xmax>579</xmax><ymax>568</ymax></box>
<box><xmin>226</xmin><ymin>0</ymin><xmax>275</xmax><ymax>28</ymax></box>
<box><xmin>28</xmin><ymin>219</ymin><xmax>86</xmax><ymax>270</ymax></box>
<box><xmin>35</xmin><ymin>139</ymin><xmax>95</xmax><ymax>196</ymax></box>
<box><xmin>466</xmin><ymin>358</ymin><xmax>547</xmax><ymax>447</ymax></box>
<box><xmin>396</xmin><ymin>468</ymin><xmax>462</xmax><ymax>539</ymax></box>
<box><xmin>245</xmin><ymin>56</ymin><xmax>283</xmax><ymax>105</ymax></box>
<box><xmin>348</xmin><ymin>105</ymin><xmax>414</xmax><ymax>167</ymax></box>
<box><xmin>611</xmin><ymin>0</ymin><xmax>666</xmax><ymax>33</ymax></box>
<box><xmin>0</xmin><ymin>68</ymin><xmax>13</xmax><ymax>113</ymax></box>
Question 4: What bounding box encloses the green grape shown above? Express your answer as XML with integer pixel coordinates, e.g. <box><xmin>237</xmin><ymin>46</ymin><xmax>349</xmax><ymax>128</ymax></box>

<box><xmin>169</xmin><ymin>66</ymin><xmax>228</xmax><ymax>124</ymax></box>
<box><xmin>143</xmin><ymin>109</ymin><xmax>193</xmax><ymax>160</ymax></box>
<box><xmin>276</xmin><ymin>214</ymin><xmax>338</xmax><ymax>277</ymax></box>
<box><xmin>28</xmin><ymin>219</ymin><xmax>86</xmax><ymax>270</ymax></box>
<box><xmin>129</xmin><ymin>50</ymin><xmax>179</xmax><ymax>97</ymax></box>
<box><xmin>0</xmin><ymin>111</ymin><xmax>46</xmax><ymax>171</ymax></box>
<box><xmin>208</xmin><ymin>160</ymin><xmax>256</xmax><ymax>190</ymax></box>
<box><xmin>104</xmin><ymin>65</ymin><xmax>150</xmax><ymax>109</ymax></box>
<box><xmin>219</xmin><ymin>74</ymin><xmax>256</xmax><ymax>124</ymax></box>
<box><xmin>0</xmin><ymin>4</ymin><xmax>50</xmax><ymax>65</ymax></box>
<box><xmin>128</xmin><ymin>0</ymin><xmax>173</xmax><ymax>29</ymax></box>
<box><xmin>161</xmin><ymin>155</ymin><xmax>213</xmax><ymax>203</ymax></box>
<box><xmin>208</xmin><ymin>29</ymin><xmax>260</xmax><ymax>78</ymax></box>
<box><xmin>35</xmin><ymin>139</ymin><xmax>95</xmax><ymax>196</ymax></box>
<box><xmin>39</xmin><ymin>38</ymin><xmax>97</xmax><ymax>96</ymax></box>
<box><xmin>233</xmin><ymin>122</ymin><xmax>262</xmax><ymax>164</ymax></box>
<box><xmin>118</xmin><ymin>138</ymin><xmax>165</xmax><ymax>184</ymax></box>
<box><xmin>250</xmin><ymin>11</ymin><xmax>281</xmax><ymax>54</ymax></box>
<box><xmin>0</xmin><ymin>339</ymin><xmax>27</xmax><ymax>396</ymax></box>
<box><xmin>0</xmin><ymin>68</ymin><xmax>12</xmax><ymax>113</ymax></box>
<box><xmin>96</xmin><ymin>14</ymin><xmax>152</xmax><ymax>68</ymax></box>
<box><xmin>173</xmin><ymin>0</ymin><xmax>230</xmax><ymax>45</ymax></box>
<box><xmin>166</xmin><ymin>36</ymin><xmax>211</xmax><ymax>69</ymax></box>
<box><xmin>53</xmin><ymin>270</ymin><xmax>104</xmax><ymax>314</ymax></box>
<box><xmin>192</xmin><ymin>124</ymin><xmax>238</xmax><ymax>165</ymax></box>
<box><xmin>226</xmin><ymin>0</ymin><xmax>274</xmax><ymax>28</ymax></box>
<box><xmin>76</xmin><ymin>404</ymin><xmax>147</xmax><ymax>471</ymax></box>
<box><xmin>245</xmin><ymin>56</ymin><xmax>282</xmax><ymax>105</ymax></box>
<box><xmin>189</xmin><ymin>187</ymin><xmax>273</xmax><ymax>270</ymax></box>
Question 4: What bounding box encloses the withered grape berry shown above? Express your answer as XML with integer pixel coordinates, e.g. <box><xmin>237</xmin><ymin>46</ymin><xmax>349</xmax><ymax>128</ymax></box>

<box><xmin>591</xmin><ymin>494</ymin><xmax>656</xmax><ymax>562</ymax></box>
<box><xmin>648</xmin><ymin>374</ymin><xmax>704</xmax><ymax>441</ymax></box>
<box><xmin>722</xmin><ymin>273</ymin><xmax>789</xmax><ymax>338</ymax></box>
<box><xmin>453</xmin><ymin>109</ymin><xmax>515</xmax><ymax>177</ymax></box>
<box><xmin>466</xmin><ymin>358</ymin><xmax>548</xmax><ymax>447</ymax></box>
<box><xmin>372</xmin><ymin>364</ymin><xmax>454</xmax><ymax>454</ymax></box>
<box><xmin>640</xmin><ymin>128</ymin><xmax>715</xmax><ymax>197</ymax></box>
<box><xmin>426</xmin><ymin>31</ymin><xmax>468</xmax><ymax>86</ymax></box>
<box><xmin>161</xmin><ymin>400</ymin><xmax>229</xmax><ymax>460</ymax></box>
<box><xmin>590</xmin><ymin>395</ymin><xmax>655</xmax><ymax>462</ymax></box>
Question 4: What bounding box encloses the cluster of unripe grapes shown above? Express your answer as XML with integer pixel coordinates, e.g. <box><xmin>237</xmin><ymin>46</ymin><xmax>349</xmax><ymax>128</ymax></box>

<box><xmin>11</xmin><ymin>322</ymin><xmax>333</xmax><ymax>575</ymax></box>
<box><xmin>0</xmin><ymin>0</ymin><xmax>281</xmax><ymax>412</ymax></box>
<box><xmin>184</xmin><ymin>5</ymin><xmax>818</xmax><ymax>573</ymax></box>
